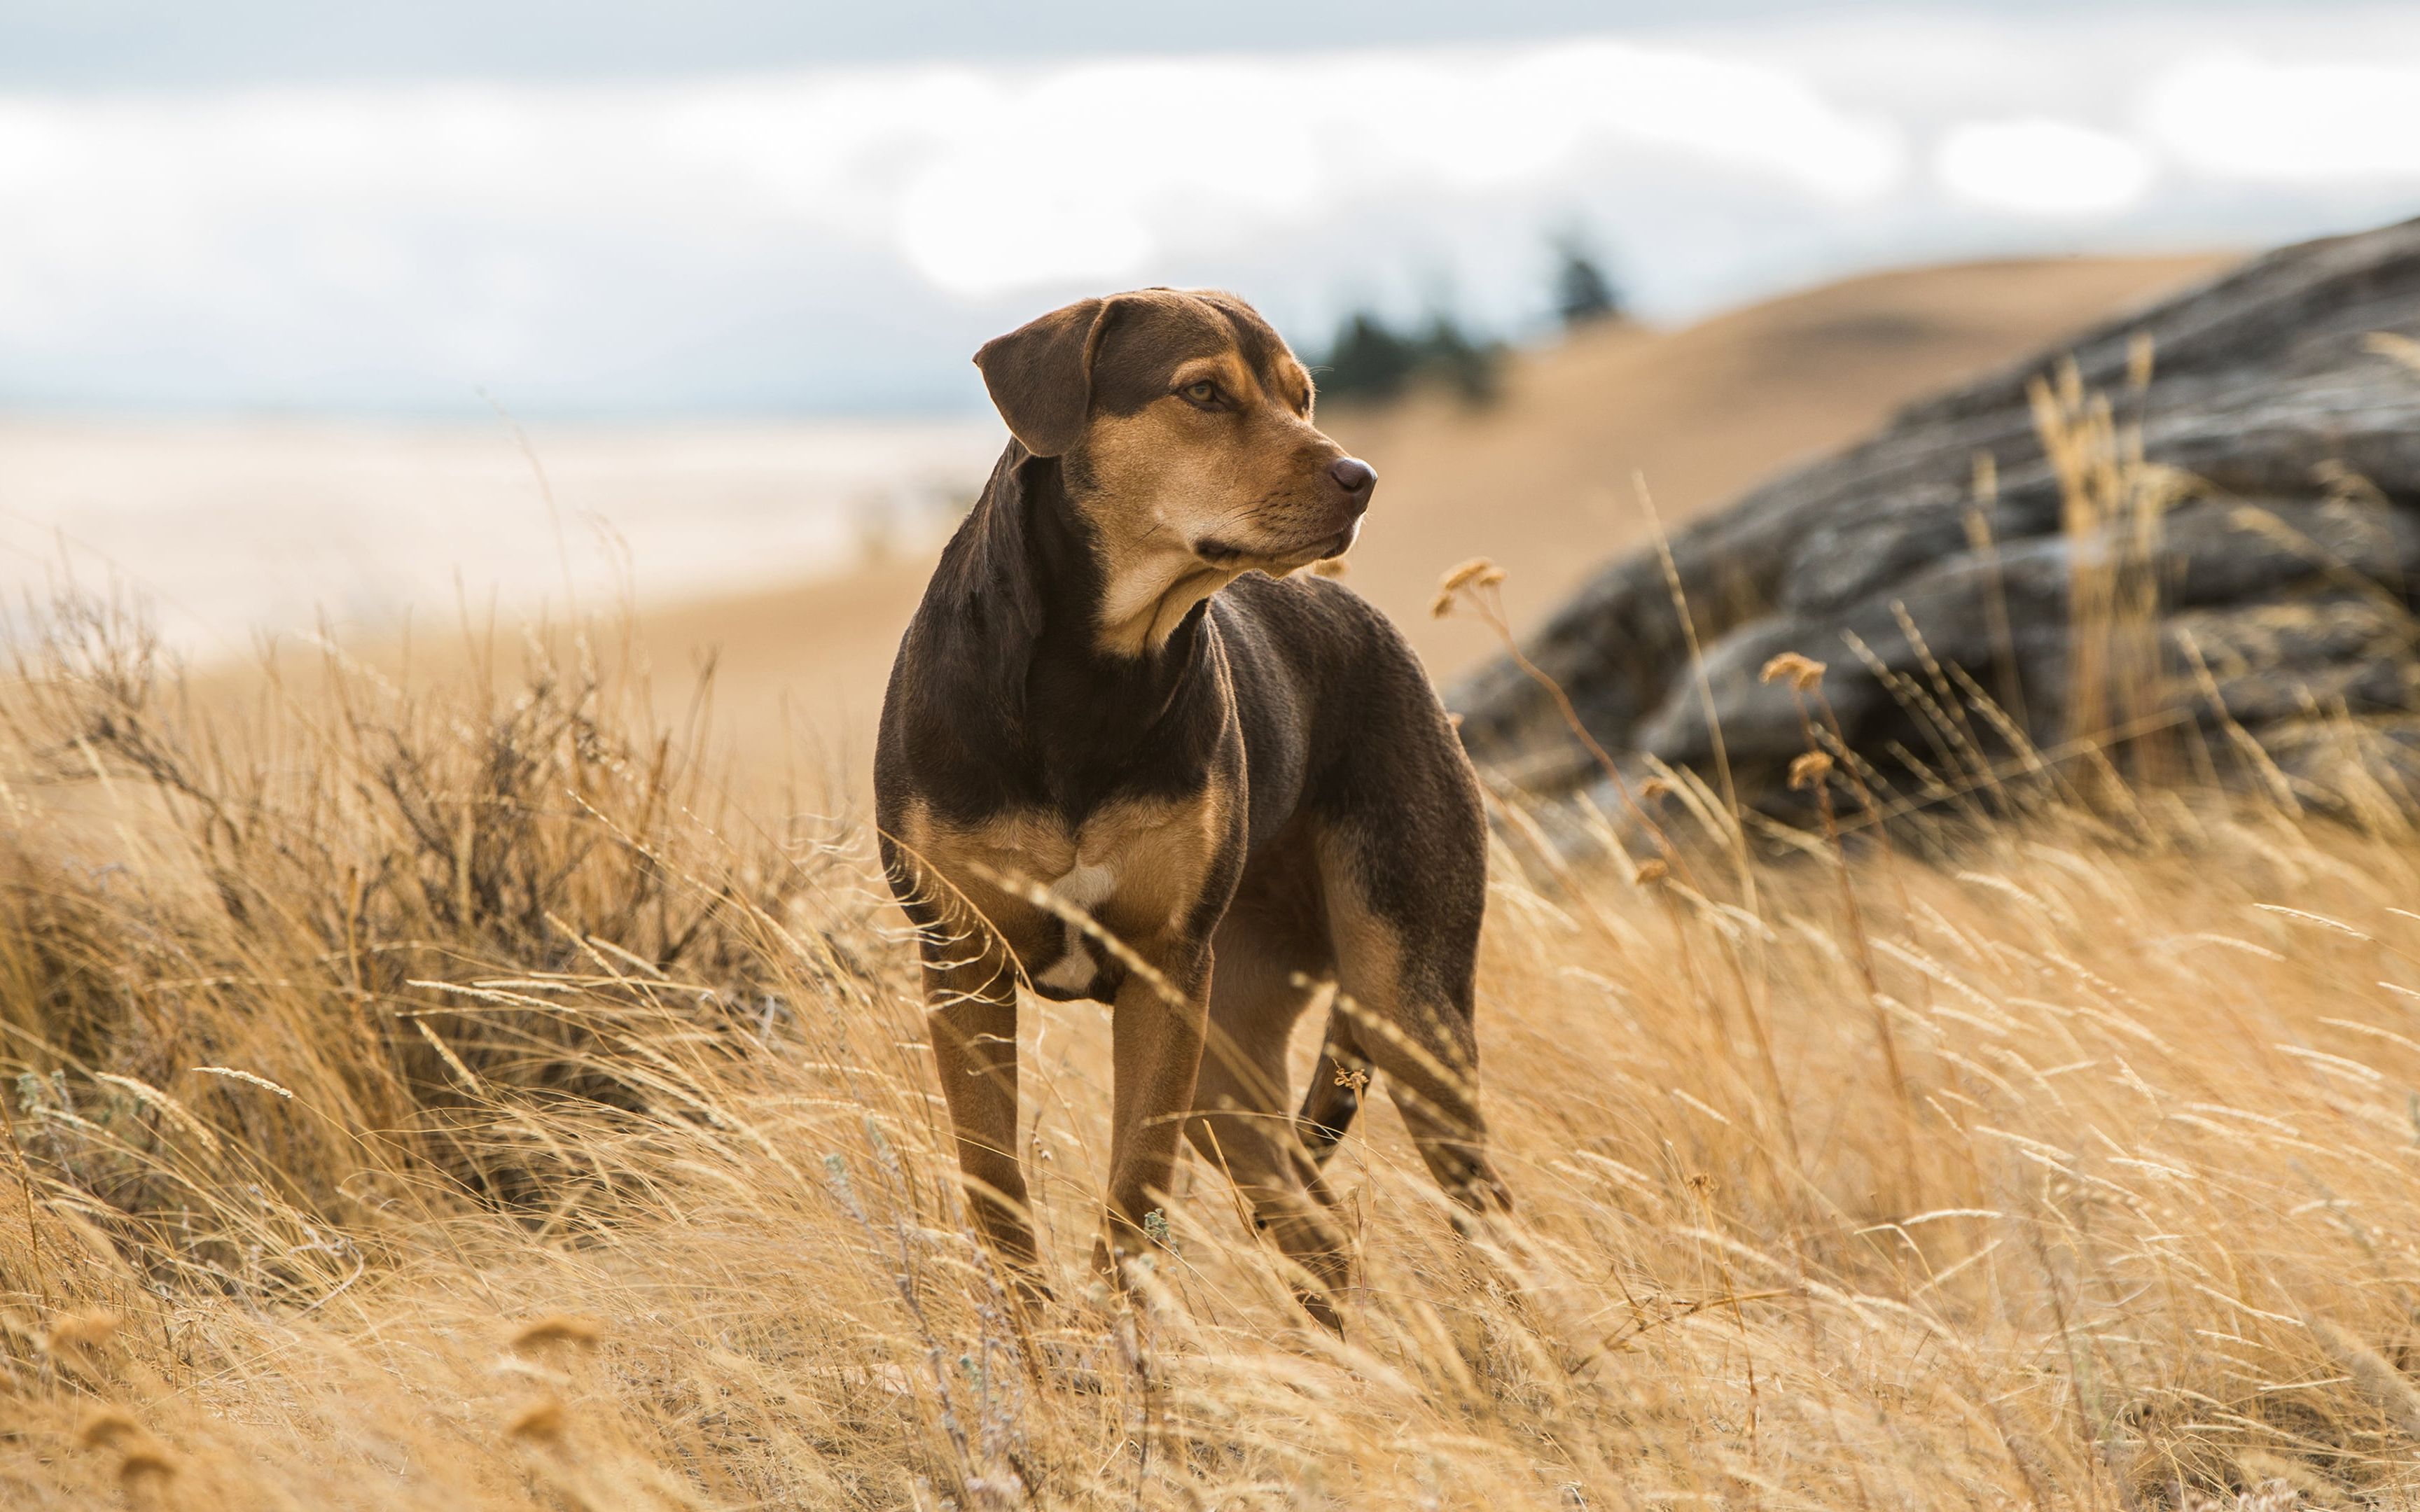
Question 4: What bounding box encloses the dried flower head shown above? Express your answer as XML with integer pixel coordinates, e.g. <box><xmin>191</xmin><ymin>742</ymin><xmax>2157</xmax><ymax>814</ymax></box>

<box><xmin>1638</xmin><ymin>776</ymin><xmax>1674</xmax><ymax>802</ymax></box>
<box><xmin>117</xmin><ymin>1450</ymin><xmax>177</xmax><ymax>1489</ymax></box>
<box><xmin>77</xmin><ymin>1408</ymin><xmax>141</xmax><ymax>1450</ymax></box>
<box><xmin>1788</xmin><ymin>751</ymin><xmax>1835</xmax><ymax>790</ymax></box>
<box><xmin>512</xmin><ymin>1315</ymin><xmax>603</xmax><ymax>1352</ymax></box>
<box><xmin>47</xmin><ymin>1310</ymin><xmax>121</xmax><ymax>1353</ymax></box>
<box><xmin>78</xmin><ymin>1408</ymin><xmax>177</xmax><ymax>1488</ymax></box>
<box><xmin>1633</xmin><ymin>858</ymin><xmax>1669</xmax><ymax>887</ymax></box>
<box><xmin>1431</xmin><ymin>557</ymin><xmax>1506</xmax><ymax>618</ymax></box>
<box><xmin>507</xmin><ymin>1396</ymin><xmax>566</xmax><ymax>1444</ymax></box>
<box><xmin>2127</xmin><ymin>330</ymin><xmax>2157</xmax><ymax>393</ymax></box>
<box><xmin>1760</xmin><ymin>652</ymin><xmax>1826</xmax><ymax>692</ymax></box>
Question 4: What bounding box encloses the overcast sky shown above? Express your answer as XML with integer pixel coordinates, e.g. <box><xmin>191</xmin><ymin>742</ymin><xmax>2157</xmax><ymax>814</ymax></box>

<box><xmin>6</xmin><ymin>1</ymin><xmax>2330</xmax><ymax>84</ymax></box>
<box><xmin>4</xmin><ymin>2</ymin><xmax>2419</xmax><ymax>416</ymax></box>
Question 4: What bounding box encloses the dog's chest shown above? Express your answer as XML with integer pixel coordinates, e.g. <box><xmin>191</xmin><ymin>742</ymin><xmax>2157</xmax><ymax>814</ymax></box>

<box><xmin>1028</xmin><ymin>854</ymin><xmax>1120</xmax><ymax>997</ymax></box>
<box><xmin>900</xmin><ymin>790</ymin><xmax>1229</xmax><ymax>998</ymax></box>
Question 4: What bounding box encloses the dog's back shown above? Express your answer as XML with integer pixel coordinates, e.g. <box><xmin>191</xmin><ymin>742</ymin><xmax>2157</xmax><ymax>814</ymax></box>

<box><xmin>1211</xmin><ymin>571</ymin><xmax>1483</xmax><ymax>881</ymax></box>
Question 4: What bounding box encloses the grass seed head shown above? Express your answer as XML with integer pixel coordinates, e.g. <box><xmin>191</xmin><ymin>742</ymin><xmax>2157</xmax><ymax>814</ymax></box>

<box><xmin>1788</xmin><ymin>751</ymin><xmax>1835</xmax><ymax>790</ymax></box>
<box><xmin>512</xmin><ymin>1315</ymin><xmax>604</xmax><ymax>1352</ymax></box>
<box><xmin>78</xmin><ymin>1408</ymin><xmax>178</xmax><ymax>1489</ymax></box>
<box><xmin>1760</xmin><ymin>651</ymin><xmax>1826</xmax><ymax>691</ymax></box>
<box><xmin>116</xmin><ymin>1448</ymin><xmax>179</xmax><ymax>1489</ymax></box>
<box><xmin>506</xmin><ymin>1396</ymin><xmax>567</xmax><ymax>1445</ymax></box>
<box><xmin>78</xmin><ymin>1407</ymin><xmax>141</xmax><ymax>1449</ymax></box>
<box><xmin>1431</xmin><ymin>556</ymin><xmax>1505</xmax><ymax>617</ymax></box>
<box><xmin>48</xmin><ymin>1310</ymin><xmax>121</xmax><ymax>1354</ymax></box>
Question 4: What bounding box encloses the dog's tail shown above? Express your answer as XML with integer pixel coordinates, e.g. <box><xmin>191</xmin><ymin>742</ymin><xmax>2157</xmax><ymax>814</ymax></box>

<box><xmin>1295</xmin><ymin>1009</ymin><xmax>1370</xmax><ymax>1166</ymax></box>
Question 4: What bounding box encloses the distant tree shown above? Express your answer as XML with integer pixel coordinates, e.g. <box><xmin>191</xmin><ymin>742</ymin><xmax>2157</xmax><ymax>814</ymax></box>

<box><xmin>1313</xmin><ymin>307</ymin><xmax>1505</xmax><ymax>408</ymax></box>
<box><xmin>1413</xmin><ymin>314</ymin><xmax>1504</xmax><ymax>404</ymax></box>
<box><xmin>1319</xmin><ymin>312</ymin><xmax>1421</xmax><ymax>403</ymax></box>
<box><xmin>1552</xmin><ymin>239</ymin><xmax>1624</xmax><ymax>329</ymax></box>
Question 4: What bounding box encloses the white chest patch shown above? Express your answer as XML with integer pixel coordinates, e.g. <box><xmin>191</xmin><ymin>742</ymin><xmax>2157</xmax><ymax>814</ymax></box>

<box><xmin>1035</xmin><ymin>858</ymin><xmax>1118</xmax><ymax>993</ymax></box>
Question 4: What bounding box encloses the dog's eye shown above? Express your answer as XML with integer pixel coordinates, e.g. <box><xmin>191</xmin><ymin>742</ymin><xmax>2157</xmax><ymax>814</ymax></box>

<box><xmin>1180</xmin><ymin>379</ymin><xmax>1221</xmax><ymax>407</ymax></box>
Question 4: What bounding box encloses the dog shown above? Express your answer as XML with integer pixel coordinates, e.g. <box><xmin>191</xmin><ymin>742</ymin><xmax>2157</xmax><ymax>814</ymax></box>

<box><xmin>875</xmin><ymin>288</ymin><xmax>1508</xmax><ymax>1328</ymax></box>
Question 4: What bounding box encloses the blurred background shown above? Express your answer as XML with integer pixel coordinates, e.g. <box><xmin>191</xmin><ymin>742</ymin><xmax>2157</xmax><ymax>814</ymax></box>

<box><xmin>4</xmin><ymin>0</ymin><xmax>2417</xmax><ymax>774</ymax></box>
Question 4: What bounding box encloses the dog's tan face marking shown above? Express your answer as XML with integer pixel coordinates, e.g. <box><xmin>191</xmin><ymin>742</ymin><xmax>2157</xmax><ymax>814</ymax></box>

<box><xmin>976</xmin><ymin>288</ymin><xmax>1373</xmax><ymax>659</ymax></box>
<box><xmin>896</xmin><ymin>786</ymin><xmax>1231</xmax><ymax>992</ymax></box>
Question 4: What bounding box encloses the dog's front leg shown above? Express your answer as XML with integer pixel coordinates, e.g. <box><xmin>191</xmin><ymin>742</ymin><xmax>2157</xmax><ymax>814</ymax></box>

<box><xmin>923</xmin><ymin>948</ymin><xmax>1044</xmax><ymax>1294</ymax></box>
<box><xmin>1095</xmin><ymin>946</ymin><xmax>1211</xmax><ymax>1284</ymax></box>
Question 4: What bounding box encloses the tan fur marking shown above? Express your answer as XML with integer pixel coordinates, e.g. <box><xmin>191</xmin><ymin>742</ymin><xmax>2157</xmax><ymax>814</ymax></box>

<box><xmin>897</xmin><ymin>787</ymin><xmax>1231</xmax><ymax>987</ymax></box>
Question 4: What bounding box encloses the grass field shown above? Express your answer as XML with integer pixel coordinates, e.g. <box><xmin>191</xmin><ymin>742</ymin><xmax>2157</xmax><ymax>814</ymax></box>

<box><xmin>6</xmin><ymin>321</ymin><xmax>2415</xmax><ymax>1510</ymax></box>
<box><xmin>2</xmin><ymin>568</ymin><xmax>2419</xmax><ymax>1511</ymax></box>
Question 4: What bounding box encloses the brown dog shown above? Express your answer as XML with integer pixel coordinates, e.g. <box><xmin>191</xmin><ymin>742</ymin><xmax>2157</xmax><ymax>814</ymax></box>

<box><xmin>875</xmin><ymin>288</ymin><xmax>1507</xmax><ymax>1327</ymax></box>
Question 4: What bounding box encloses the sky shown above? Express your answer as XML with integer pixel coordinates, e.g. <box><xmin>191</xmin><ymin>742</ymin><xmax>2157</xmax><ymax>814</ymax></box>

<box><xmin>4</xmin><ymin>2</ymin><xmax>2419</xmax><ymax>417</ymax></box>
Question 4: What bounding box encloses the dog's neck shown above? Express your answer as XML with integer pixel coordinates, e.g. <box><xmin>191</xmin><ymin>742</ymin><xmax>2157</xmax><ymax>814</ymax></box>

<box><xmin>939</xmin><ymin>446</ymin><xmax>1221</xmax><ymax>738</ymax></box>
<box><xmin>1048</xmin><ymin>449</ymin><xmax>1249</xmax><ymax>662</ymax></box>
<box><xmin>1030</xmin><ymin>451</ymin><xmax>1231</xmax><ymax>668</ymax></box>
<box><xmin>1094</xmin><ymin>555</ymin><xmax>1237</xmax><ymax>661</ymax></box>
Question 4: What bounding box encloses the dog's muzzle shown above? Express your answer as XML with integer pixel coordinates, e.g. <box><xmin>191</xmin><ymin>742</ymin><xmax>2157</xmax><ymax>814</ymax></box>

<box><xmin>1195</xmin><ymin>513</ymin><xmax>1362</xmax><ymax>567</ymax></box>
<box><xmin>1194</xmin><ymin>454</ymin><xmax>1376</xmax><ymax>567</ymax></box>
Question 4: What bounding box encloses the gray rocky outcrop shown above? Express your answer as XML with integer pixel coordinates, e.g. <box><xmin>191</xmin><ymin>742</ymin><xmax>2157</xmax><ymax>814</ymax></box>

<box><xmin>1448</xmin><ymin>217</ymin><xmax>2420</xmax><ymax>822</ymax></box>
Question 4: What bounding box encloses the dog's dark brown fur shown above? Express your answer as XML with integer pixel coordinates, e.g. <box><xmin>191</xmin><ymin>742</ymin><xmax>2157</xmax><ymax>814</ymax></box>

<box><xmin>875</xmin><ymin>288</ymin><xmax>1506</xmax><ymax>1328</ymax></box>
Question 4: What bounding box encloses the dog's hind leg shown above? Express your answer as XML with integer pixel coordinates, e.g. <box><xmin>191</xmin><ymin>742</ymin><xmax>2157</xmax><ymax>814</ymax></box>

<box><xmin>1318</xmin><ymin>827</ymin><xmax>1512</xmax><ymax>1217</ymax></box>
<box><xmin>1186</xmin><ymin>912</ymin><xmax>1351</xmax><ymax>1329</ymax></box>
<box><xmin>1295</xmin><ymin>1009</ymin><xmax>1368</xmax><ymax>1188</ymax></box>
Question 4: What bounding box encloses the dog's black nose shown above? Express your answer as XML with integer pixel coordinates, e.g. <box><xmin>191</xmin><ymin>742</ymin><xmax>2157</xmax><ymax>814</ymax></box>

<box><xmin>1328</xmin><ymin>456</ymin><xmax>1377</xmax><ymax>497</ymax></box>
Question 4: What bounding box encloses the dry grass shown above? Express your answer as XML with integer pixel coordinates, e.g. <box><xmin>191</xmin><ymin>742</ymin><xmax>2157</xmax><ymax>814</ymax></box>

<box><xmin>6</xmin><ymin>410</ymin><xmax>2420</xmax><ymax>1506</ymax></box>
<box><xmin>0</xmin><ymin>606</ymin><xmax>2413</xmax><ymax>1510</ymax></box>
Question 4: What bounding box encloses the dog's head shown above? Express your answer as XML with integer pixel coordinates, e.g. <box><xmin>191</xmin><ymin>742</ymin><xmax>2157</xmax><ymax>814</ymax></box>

<box><xmin>975</xmin><ymin>288</ymin><xmax>1376</xmax><ymax>654</ymax></box>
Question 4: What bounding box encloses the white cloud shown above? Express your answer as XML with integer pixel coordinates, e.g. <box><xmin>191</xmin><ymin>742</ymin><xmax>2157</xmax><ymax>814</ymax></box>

<box><xmin>0</xmin><ymin>38</ymin><xmax>1907</xmax><ymax>320</ymax></box>
<box><xmin>890</xmin><ymin>57</ymin><xmax>1327</xmax><ymax>298</ymax></box>
<box><xmin>4</xmin><ymin>13</ymin><xmax>2420</xmax><ymax>412</ymax></box>
<box><xmin>2140</xmin><ymin>53</ymin><xmax>2420</xmax><ymax>184</ymax></box>
<box><xmin>1935</xmin><ymin>117</ymin><xmax>2157</xmax><ymax>216</ymax></box>
<box><xmin>889</xmin><ymin>42</ymin><xmax>1903</xmax><ymax>298</ymax></box>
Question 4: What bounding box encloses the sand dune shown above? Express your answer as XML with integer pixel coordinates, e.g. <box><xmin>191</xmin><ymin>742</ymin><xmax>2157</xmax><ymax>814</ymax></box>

<box><xmin>621</xmin><ymin>253</ymin><xmax>2227</xmax><ymax>792</ymax></box>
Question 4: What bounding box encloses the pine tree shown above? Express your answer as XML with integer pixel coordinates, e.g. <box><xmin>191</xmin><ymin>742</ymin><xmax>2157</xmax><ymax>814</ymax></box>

<box><xmin>1553</xmin><ymin>241</ymin><xmax>1622</xmax><ymax>329</ymax></box>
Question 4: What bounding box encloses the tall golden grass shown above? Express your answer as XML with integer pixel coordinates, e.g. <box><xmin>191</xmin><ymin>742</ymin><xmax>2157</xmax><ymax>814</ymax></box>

<box><xmin>2</xmin><ymin>404</ymin><xmax>2418</xmax><ymax>1509</ymax></box>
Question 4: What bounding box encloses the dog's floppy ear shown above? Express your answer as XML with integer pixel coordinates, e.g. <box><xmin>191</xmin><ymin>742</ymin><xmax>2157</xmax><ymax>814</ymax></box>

<box><xmin>974</xmin><ymin>298</ymin><xmax>1111</xmax><ymax>457</ymax></box>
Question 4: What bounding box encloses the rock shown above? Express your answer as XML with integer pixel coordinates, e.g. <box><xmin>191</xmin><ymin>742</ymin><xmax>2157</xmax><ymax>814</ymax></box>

<box><xmin>1450</xmin><ymin>216</ymin><xmax>2420</xmax><ymax>824</ymax></box>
